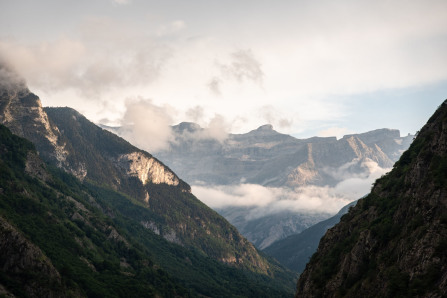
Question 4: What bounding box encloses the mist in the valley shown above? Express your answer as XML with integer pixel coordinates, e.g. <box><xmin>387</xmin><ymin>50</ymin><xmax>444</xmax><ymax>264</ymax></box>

<box><xmin>192</xmin><ymin>159</ymin><xmax>390</xmax><ymax>219</ymax></box>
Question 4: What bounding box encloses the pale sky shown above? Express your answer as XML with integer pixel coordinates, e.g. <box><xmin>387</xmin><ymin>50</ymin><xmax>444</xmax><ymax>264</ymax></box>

<box><xmin>1</xmin><ymin>0</ymin><xmax>446</xmax><ymax>141</ymax></box>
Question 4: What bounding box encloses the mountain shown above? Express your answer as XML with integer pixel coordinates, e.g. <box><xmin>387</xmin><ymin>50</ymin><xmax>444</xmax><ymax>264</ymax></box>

<box><xmin>0</xmin><ymin>124</ymin><xmax>184</xmax><ymax>297</ymax></box>
<box><xmin>151</xmin><ymin>122</ymin><xmax>413</xmax><ymax>248</ymax></box>
<box><xmin>0</xmin><ymin>64</ymin><xmax>296</xmax><ymax>296</ymax></box>
<box><xmin>296</xmin><ymin>100</ymin><xmax>447</xmax><ymax>297</ymax></box>
<box><xmin>263</xmin><ymin>201</ymin><xmax>357</xmax><ymax>273</ymax></box>
<box><xmin>156</xmin><ymin>122</ymin><xmax>412</xmax><ymax>188</ymax></box>
<box><xmin>217</xmin><ymin>207</ymin><xmax>331</xmax><ymax>250</ymax></box>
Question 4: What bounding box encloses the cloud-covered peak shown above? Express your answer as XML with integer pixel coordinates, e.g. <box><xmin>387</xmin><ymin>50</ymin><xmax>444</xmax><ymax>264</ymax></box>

<box><xmin>0</xmin><ymin>59</ymin><xmax>27</xmax><ymax>92</ymax></box>
<box><xmin>173</xmin><ymin>122</ymin><xmax>202</xmax><ymax>134</ymax></box>
<box><xmin>256</xmin><ymin>124</ymin><xmax>274</xmax><ymax>131</ymax></box>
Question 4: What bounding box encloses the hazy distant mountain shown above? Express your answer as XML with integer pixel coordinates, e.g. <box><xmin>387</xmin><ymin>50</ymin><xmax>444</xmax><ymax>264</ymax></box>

<box><xmin>0</xmin><ymin>65</ymin><xmax>296</xmax><ymax>296</ymax></box>
<box><xmin>156</xmin><ymin>122</ymin><xmax>413</xmax><ymax>188</ymax></box>
<box><xmin>296</xmin><ymin>100</ymin><xmax>447</xmax><ymax>297</ymax></box>
<box><xmin>263</xmin><ymin>201</ymin><xmax>357</xmax><ymax>273</ymax></box>
<box><xmin>153</xmin><ymin>122</ymin><xmax>413</xmax><ymax>248</ymax></box>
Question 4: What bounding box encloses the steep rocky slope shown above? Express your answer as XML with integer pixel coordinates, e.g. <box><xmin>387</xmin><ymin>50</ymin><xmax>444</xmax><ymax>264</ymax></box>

<box><xmin>0</xmin><ymin>64</ymin><xmax>296</xmax><ymax>295</ymax></box>
<box><xmin>0</xmin><ymin>124</ymin><xmax>297</xmax><ymax>296</ymax></box>
<box><xmin>44</xmin><ymin>107</ymin><xmax>271</xmax><ymax>273</ymax></box>
<box><xmin>296</xmin><ymin>100</ymin><xmax>447</xmax><ymax>297</ymax></box>
<box><xmin>264</xmin><ymin>201</ymin><xmax>357</xmax><ymax>273</ymax></box>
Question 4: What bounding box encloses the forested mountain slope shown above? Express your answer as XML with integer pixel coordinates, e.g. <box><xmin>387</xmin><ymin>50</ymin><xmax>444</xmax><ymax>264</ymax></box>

<box><xmin>264</xmin><ymin>201</ymin><xmax>357</xmax><ymax>273</ymax></box>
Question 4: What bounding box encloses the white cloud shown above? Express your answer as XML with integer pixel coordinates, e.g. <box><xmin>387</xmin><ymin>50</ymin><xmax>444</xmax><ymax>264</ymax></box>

<box><xmin>117</xmin><ymin>98</ymin><xmax>175</xmax><ymax>152</ymax></box>
<box><xmin>0</xmin><ymin>17</ymin><xmax>172</xmax><ymax>99</ymax></box>
<box><xmin>192</xmin><ymin>159</ymin><xmax>390</xmax><ymax>217</ymax></box>
<box><xmin>1</xmin><ymin>0</ymin><xmax>446</xmax><ymax>136</ymax></box>
<box><xmin>185</xmin><ymin>106</ymin><xmax>205</xmax><ymax>123</ymax></box>
<box><xmin>258</xmin><ymin>105</ymin><xmax>293</xmax><ymax>129</ymax></box>
<box><xmin>177</xmin><ymin>113</ymin><xmax>230</xmax><ymax>143</ymax></box>
<box><xmin>218</xmin><ymin>49</ymin><xmax>264</xmax><ymax>84</ymax></box>
<box><xmin>0</xmin><ymin>60</ymin><xmax>26</xmax><ymax>91</ymax></box>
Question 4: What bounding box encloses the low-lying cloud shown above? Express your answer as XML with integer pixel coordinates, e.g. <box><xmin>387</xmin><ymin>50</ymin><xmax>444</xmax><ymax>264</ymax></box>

<box><xmin>110</xmin><ymin>100</ymin><xmax>231</xmax><ymax>153</ymax></box>
<box><xmin>0</xmin><ymin>60</ymin><xmax>26</xmax><ymax>91</ymax></box>
<box><xmin>258</xmin><ymin>105</ymin><xmax>293</xmax><ymax>129</ymax></box>
<box><xmin>116</xmin><ymin>98</ymin><xmax>175</xmax><ymax>152</ymax></box>
<box><xmin>192</xmin><ymin>160</ymin><xmax>390</xmax><ymax>218</ymax></box>
<box><xmin>177</xmin><ymin>113</ymin><xmax>230</xmax><ymax>144</ymax></box>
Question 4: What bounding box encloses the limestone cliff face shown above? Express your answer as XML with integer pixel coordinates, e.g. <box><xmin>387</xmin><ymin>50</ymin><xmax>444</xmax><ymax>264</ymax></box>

<box><xmin>157</xmin><ymin>123</ymin><xmax>411</xmax><ymax>188</ymax></box>
<box><xmin>0</xmin><ymin>87</ymin><xmax>185</xmax><ymax>194</ymax></box>
<box><xmin>296</xmin><ymin>100</ymin><xmax>447</xmax><ymax>297</ymax></box>
<box><xmin>115</xmin><ymin>152</ymin><xmax>179</xmax><ymax>186</ymax></box>
<box><xmin>0</xmin><ymin>64</ymin><xmax>185</xmax><ymax>192</ymax></box>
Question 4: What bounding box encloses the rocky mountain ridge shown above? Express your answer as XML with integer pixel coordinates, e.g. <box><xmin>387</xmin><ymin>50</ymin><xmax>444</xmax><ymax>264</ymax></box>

<box><xmin>296</xmin><ymin>100</ymin><xmax>447</xmax><ymax>297</ymax></box>
<box><xmin>156</xmin><ymin>122</ymin><xmax>412</xmax><ymax>188</ymax></box>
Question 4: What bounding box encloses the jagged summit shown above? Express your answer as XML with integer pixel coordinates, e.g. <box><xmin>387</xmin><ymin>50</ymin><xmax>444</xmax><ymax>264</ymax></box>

<box><xmin>296</xmin><ymin>100</ymin><xmax>447</xmax><ymax>297</ymax></box>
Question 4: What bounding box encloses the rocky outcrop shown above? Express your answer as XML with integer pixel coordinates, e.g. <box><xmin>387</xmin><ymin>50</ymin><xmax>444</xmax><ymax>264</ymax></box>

<box><xmin>0</xmin><ymin>85</ymin><xmax>68</xmax><ymax>168</ymax></box>
<box><xmin>296</xmin><ymin>100</ymin><xmax>447</xmax><ymax>297</ymax></box>
<box><xmin>0</xmin><ymin>63</ymin><xmax>185</xmax><ymax>193</ymax></box>
<box><xmin>43</xmin><ymin>107</ymin><xmax>190</xmax><ymax>196</ymax></box>
<box><xmin>115</xmin><ymin>152</ymin><xmax>179</xmax><ymax>186</ymax></box>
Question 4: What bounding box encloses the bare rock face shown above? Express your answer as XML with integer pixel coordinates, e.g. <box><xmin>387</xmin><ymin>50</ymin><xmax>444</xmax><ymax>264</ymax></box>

<box><xmin>296</xmin><ymin>100</ymin><xmax>447</xmax><ymax>297</ymax></box>
<box><xmin>157</xmin><ymin>124</ymin><xmax>411</xmax><ymax>188</ymax></box>
<box><xmin>0</xmin><ymin>64</ymin><xmax>90</xmax><ymax>180</ymax></box>
<box><xmin>0</xmin><ymin>65</ymin><xmax>187</xmax><ymax>197</ymax></box>
<box><xmin>115</xmin><ymin>152</ymin><xmax>179</xmax><ymax>186</ymax></box>
<box><xmin>0</xmin><ymin>87</ymin><xmax>68</xmax><ymax>166</ymax></box>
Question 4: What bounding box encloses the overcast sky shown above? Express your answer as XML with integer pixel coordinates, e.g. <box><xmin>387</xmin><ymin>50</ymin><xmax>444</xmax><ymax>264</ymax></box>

<box><xmin>1</xmin><ymin>0</ymin><xmax>446</xmax><ymax>139</ymax></box>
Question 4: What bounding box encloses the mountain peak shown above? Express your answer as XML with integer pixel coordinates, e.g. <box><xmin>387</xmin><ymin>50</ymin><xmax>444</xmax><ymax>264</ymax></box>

<box><xmin>257</xmin><ymin>124</ymin><xmax>274</xmax><ymax>131</ymax></box>
<box><xmin>173</xmin><ymin>122</ymin><xmax>201</xmax><ymax>133</ymax></box>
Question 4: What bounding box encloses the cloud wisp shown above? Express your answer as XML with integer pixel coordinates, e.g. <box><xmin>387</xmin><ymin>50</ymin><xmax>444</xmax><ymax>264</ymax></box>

<box><xmin>192</xmin><ymin>160</ymin><xmax>390</xmax><ymax>218</ymax></box>
<box><xmin>108</xmin><ymin>100</ymin><xmax>232</xmax><ymax>153</ymax></box>
<box><xmin>116</xmin><ymin>98</ymin><xmax>175</xmax><ymax>152</ymax></box>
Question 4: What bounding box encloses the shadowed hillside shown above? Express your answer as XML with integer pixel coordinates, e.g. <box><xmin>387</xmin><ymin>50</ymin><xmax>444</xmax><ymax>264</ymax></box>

<box><xmin>296</xmin><ymin>100</ymin><xmax>447</xmax><ymax>297</ymax></box>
